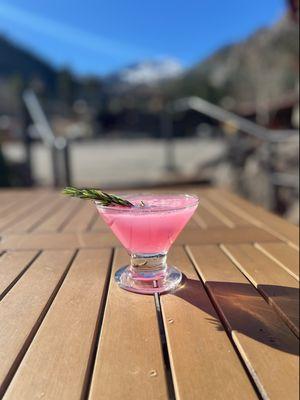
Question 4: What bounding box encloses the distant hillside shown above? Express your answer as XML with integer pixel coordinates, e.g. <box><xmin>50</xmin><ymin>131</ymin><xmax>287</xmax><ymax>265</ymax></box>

<box><xmin>166</xmin><ymin>15</ymin><xmax>299</xmax><ymax>108</ymax></box>
<box><xmin>0</xmin><ymin>14</ymin><xmax>298</xmax><ymax>117</ymax></box>
<box><xmin>0</xmin><ymin>35</ymin><xmax>104</xmax><ymax>112</ymax></box>
<box><xmin>104</xmin><ymin>59</ymin><xmax>183</xmax><ymax>93</ymax></box>
<box><xmin>0</xmin><ymin>35</ymin><xmax>57</xmax><ymax>94</ymax></box>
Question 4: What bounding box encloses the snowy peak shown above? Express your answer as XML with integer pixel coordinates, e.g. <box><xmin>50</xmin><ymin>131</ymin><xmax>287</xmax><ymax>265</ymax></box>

<box><xmin>108</xmin><ymin>59</ymin><xmax>183</xmax><ymax>86</ymax></box>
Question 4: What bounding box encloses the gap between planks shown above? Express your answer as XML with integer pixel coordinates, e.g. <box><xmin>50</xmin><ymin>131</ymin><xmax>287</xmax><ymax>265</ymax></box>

<box><xmin>0</xmin><ymin>250</ymin><xmax>78</xmax><ymax>398</ymax></box>
<box><xmin>159</xmin><ymin>246</ymin><xmax>259</xmax><ymax>400</ymax></box>
<box><xmin>186</xmin><ymin>244</ymin><xmax>299</xmax><ymax>400</ymax></box>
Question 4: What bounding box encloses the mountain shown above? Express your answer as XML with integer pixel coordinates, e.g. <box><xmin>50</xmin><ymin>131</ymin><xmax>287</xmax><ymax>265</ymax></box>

<box><xmin>0</xmin><ymin>14</ymin><xmax>298</xmax><ymax>116</ymax></box>
<box><xmin>104</xmin><ymin>59</ymin><xmax>183</xmax><ymax>92</ymax></box>
<box><xmin>0</xmin><ymin>35</ymin><xmax>102</xmax><ymax>111</ymax></box>
<box><xmin>0</xmin><ymin>35</ymin><xmax>57</xmax><ymax>94</ymax></box>
<box><xmin>166</xmin><ymin>15</ymin><xmax>299</xmax><ymax>108</ymax></box>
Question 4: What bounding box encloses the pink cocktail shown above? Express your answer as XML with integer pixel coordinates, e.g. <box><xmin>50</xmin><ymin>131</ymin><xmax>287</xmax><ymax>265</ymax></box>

<box><xmin>96</xmin><ymin>194</ymin><xmax>199</xmax><ymax>294</ymax></box>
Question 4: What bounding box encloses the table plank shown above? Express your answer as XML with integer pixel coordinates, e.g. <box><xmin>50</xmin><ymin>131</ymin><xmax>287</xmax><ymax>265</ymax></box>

<box><xmin>0</xmin><ymin>192</ymin><xmax>33</xmax><ymax>215</ymax></box>
<box><xmin>202</xmin><ymin>193</ymin><xmax>253</xmax><ymax>227</ymax></box>
<box><xmin>0</xmin><ymin>196</ymin><xmax>28</xmax><ymax>218</ymax></box>
<box><xmin>223</xmin><ymin>244</ymin><xmax>299</xmax><ymax>337</ymax></box>
<box><xmin>0</xmin><ymin>251</ymin><xmax>39</xmax><ymax>299</ymax></box>
<box><xmin>0</xmin><ymin>192</ymin><xmax>49</xmax><ymax>232</ymax></box>
<box><xmin>215</xmin><ymin>189</ymin><xmax>300</xmax><ymax>247</ymax></box>
<box><xmin>90</xmin><ymin>216</ymin><xmax>110</xmax><ymax>232</ymax></box>
<box><xmin>187</xmin><ymin>245</ymin><xmax>299</xmax><ymax>400</ymax></box>
<box><xmin>33</xmin><ymin>198</ymin><xmax>81</xmax><ymax>233</ymax></box>
<box><xmin>195</xmin><ymin>203</ymin><xmax>229</xmax><ymax>228</ymax></box>
<box><xmin>160</xmin><ymin>247</ymin><xmax>257</xmax><ymax>400</ymax></box>
<box><xmin>4</xmin><ymin>249</ymin><xmax>112</xmax><ymax>400</ymax></box>
<box><xmin>3</xmin><ymin>197</ymin><xmax>65</xmax><ymax>233</ymax></box>
<box><xmin>178</xmin><ymin>226</ymin><xmax>278</xmax><ymax>245</ymax></box>
<box><xmin>0</xmin><ymin>250</ymin><xmax>75</xmax><ymax>396</ymax></box>
<box><xmin>62</xmin><ymin>202</ymin><xmax>97</xmax><ymax>232</ymax></box>
<box><xmin>89</xmin><ymin>248</ymin><xmax>169</xmax><ymax>400</ymax></box>
<box><xmin>256</xmin><ymin>242</ymin><xmax>299</xmax><ymax>281</ymax></box>
<box><xmin>0</xmin><ymin>232</ymin><xmax>119</xmax><ymax>251</ymax></box>
<box><xmin>0</xmin><ymin>227</ymin><xmax>280</xmax><ymax>251</ymax></box>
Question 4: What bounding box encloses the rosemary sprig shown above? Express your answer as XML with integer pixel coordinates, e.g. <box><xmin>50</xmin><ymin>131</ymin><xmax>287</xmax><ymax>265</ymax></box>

<box><xmin>62</xmin><ymin>186</ymin><xmax>134</xmax><ymax>207</ymax></box>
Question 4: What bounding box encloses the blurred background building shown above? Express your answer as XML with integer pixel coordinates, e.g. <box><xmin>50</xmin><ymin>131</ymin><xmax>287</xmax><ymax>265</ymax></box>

<box><xmin>0</xmin><ymin>0</ymin><xmax>299</xmax><ymax>222</ymax></box>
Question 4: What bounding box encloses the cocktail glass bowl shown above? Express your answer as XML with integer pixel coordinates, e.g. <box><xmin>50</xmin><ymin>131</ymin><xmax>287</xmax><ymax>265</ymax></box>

<box><xmin>95</xmin><ymin>194</ymin><xmax>199</xmax><ymax>294</ymax></box>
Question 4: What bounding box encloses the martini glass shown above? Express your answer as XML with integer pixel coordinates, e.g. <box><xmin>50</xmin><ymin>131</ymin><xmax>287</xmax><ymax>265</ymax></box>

<box><xmin>95</xmin><ymin>194</ymin><xmax>199</xmax><ymax>294</ymax></box>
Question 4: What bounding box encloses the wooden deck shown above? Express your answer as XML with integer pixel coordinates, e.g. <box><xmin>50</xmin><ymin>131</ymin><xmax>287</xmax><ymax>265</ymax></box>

<box><xmin>0</xmin><ymin>188</ymin><xmax>299</xmax><ymax>400</ymax></box>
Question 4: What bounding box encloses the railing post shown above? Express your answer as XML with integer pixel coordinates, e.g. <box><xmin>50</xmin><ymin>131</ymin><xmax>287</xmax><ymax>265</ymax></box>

<box><xmin>51</xmin><ymin>138</ymin><xmax>72</xmax><ymax>188</ymax></box>
<box><xmin>21</xmin><ymin>101</ymin><xmax>34</xmax><ymax>186</ymax></box>
<box><xmin>161</xmin><ymin>111</ymin><xmax>176</xmax><ymax>172</ymax></box>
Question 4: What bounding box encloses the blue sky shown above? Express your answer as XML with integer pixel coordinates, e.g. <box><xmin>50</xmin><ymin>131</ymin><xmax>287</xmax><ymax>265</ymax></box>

<box><xmin>0</xmin><ymin>0</ymin><xmax>286</xmax><ymax>76</ymax></box>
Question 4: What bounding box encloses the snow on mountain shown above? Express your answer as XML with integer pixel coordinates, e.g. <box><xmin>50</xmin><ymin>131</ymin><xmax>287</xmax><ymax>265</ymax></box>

<box><xmin>107</xmin><ymin>58</ymin><xmax>183</xmax><ymax>87</ymax></box>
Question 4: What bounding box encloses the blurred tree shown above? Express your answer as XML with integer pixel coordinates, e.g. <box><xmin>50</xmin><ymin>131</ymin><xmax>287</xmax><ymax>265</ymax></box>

<box><xmin>80</xmin><ymin>77</ymin><xmax>102</xmax><ymax>106</ymax></box>
<box><xmin>57</xmin><ymin>68</ymin><xmax>76</xmax><ymax>106</ymax></box>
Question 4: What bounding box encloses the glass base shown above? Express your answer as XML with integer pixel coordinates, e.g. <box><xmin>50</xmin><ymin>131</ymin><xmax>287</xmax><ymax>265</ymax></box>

<box><xmin>115</xmin><ymin>265</ymin><xmax>183</xmax><ymax>294</ymax></box>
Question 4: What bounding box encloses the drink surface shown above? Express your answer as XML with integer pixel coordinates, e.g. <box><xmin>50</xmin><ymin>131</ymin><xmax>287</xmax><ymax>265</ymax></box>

<box><xmin>96</xmin><ymin>194</ymin><xmax>198</xmax><ymax>254</ymax></box>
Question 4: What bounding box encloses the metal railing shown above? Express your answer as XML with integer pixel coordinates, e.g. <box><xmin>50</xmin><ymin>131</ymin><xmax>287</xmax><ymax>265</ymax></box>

<box><xmin>172</xmin><ymin>96</ymin><xmax>299</xmax><ymax>143</ymax></box>
<box><xmin>162</xmin><ymin>96</ymin><xmax>299</xmax><ymax>188</ymax></box>
<box><xmin>23</xmin><ymin>90</ymin><xmax>71</xmax><ymax>187</ymax></box>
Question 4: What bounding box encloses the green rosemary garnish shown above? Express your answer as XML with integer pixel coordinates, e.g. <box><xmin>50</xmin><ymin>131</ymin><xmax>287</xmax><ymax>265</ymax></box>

<box><xmin>62</xmin><ymin>186</ymin><xmax>134</xmax><ymax>207</ymax></box>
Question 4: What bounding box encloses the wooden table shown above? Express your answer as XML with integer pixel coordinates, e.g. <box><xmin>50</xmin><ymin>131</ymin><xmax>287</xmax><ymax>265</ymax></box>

<box><xmin>0</xmin><ymin>188</ymin><xmax>299</xmax><ymax>400</ymax></box>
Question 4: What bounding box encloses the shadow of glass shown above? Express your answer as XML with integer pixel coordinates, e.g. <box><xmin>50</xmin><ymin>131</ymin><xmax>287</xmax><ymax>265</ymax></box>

<box><xmin>172</xmin><ymin>277</ymin><xmax>299</xmax><ymax>356</ymax></box>
<box><xmin>174</xmin><ymin>276</ymin><xmax>224</xmax><ymax>331</ymax></box>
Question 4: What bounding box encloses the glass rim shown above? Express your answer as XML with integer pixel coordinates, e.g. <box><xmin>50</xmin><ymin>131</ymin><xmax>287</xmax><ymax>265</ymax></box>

<box><xmin>95</xmin><ymin>193</ymin><xmax>199</xmax><ymax>213</ymax></box>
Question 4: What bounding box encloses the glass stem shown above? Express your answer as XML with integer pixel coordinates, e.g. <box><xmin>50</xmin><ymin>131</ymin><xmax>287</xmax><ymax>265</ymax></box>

<box><xmin>130</xmin><ymin>252</ymin><xmax>167</xmax><ymax>280</ymax></box>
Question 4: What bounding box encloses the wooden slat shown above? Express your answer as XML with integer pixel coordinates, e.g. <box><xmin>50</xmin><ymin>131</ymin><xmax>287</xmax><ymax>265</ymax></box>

<box><xmin>62</xmin><ymin>202</ymin><xmax>97</xmax><ymax>232</ymax></box>
<box><xmin>0</xmin><ymin>198</ymin><xmax>23</xmax><ymax>218</ymax></box>
<box><xmin>178</xmin><ymin>226</ymin><xmax>278</xmax><ymax>245</ymax></box>
<box><xmin>0</xmin><ymin>192</ymin><xmax>31</xmax><ymax>214</ymax></box>
<box><xmin>223</xmin><ymin>244</ymin><xmax>299</xmax><ymax>337</ymax></box>
<box><xmin>256</xmin><ymin>242</ymin><xmax>299</xmax><ymax>281</ymax></box>
<box><xmin>88</xmin><ymin>248</ymin><xmax>169</xmax><ymax>400</ymax></box>
<box><xmin>0</xmin><ymin>251</ymin><xmax>39</xmax><ymax>299</ymax></box>
<box><xmin>4</xmin><ymin>197</ymin><xmax>64</xmax><ymax>233</ymax></box>
<box><xmin>195</xmin><ymin>203</ymin><xmax>228</xmax><ymax>228</ymax></box>
<box><xmin>0</xmin><ymin>250</ymin><xmax>75</xmax><ymax>396</ymax></box>
<box><xmin>4</xmin><ymin>249</ymin><xmax>112</xmax><ymax>400</ymax></box>
<box><xmin>186</xmin><ymin>217</ymin><xmax>200</xmax><ymax>228</ymax></box>
<box><xmin>203</xmin><ymin>193</ymin><xmax>253</xmax><ymax>227</ymax></box>
<box><xmin>215</xmin><ymin>189</ymin><xmax>299</xmax><ymax>247</ymax></box>
<box><xmin>0</xmin><ymin>226</ymin><xmax>280</xmax><ymax>251</ymax></box>
<box><xmin>198</xmin><ymin>198</ymin><xmax>234</xmax><ymax>228</ymax></box>
<box><xmin>160</xmin><ymin>247</ymin><xmax>257</xmax><ymax>400</ymax></box>
<box><xmin>0</xmin><ymin>232</ymin><xmax>119</xmax><ymax>251</ymax></box>
<box><xmin>0</xmin><ymin>193</ymin><xmax>49</xmax><ymax>232</ymax></box>
<box><xmin>89</xmin><ymin>215</ymin><xmax>110</xmax><ymax>232</ymax></box>
<box><xmin>33</xmin><ymin>198</ymin><xmax>81</xmax><ymax>233</ymax></box>
<box><xmin>187</xmin><ymin>245</ymin><xmax>299</xmax><ymax>400</ymax></box>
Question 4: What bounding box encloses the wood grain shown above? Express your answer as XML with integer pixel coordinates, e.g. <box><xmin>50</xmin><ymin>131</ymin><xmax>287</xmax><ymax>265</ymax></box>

<box><xmin>187</xmin><ymin>244</ymin><xmax>299</xmax><ymax>400</ymax></box>
<box><xmin>3</xmin><ymin>197</ymin><xmax>64</xmax><ymax>233</ymax></box>
<box><xmin>89</xmin><ymin>216</ymin><xmax>110</xmax><ymax>232</ymax></box>
<box><xmin>215</xmin><ymin>189</ymin><xmax>300</xmax><ymax>247</ymax></box>
<box><xmin>33</xmin><ymin>198</ymin><xmax>81</xmax><ymax>233</ymax></box>
<box><xmin>160</xmin><ymin>247</ymin><xmax>257</xmax><ymax>400</ymax></box>
<box><xmin>4</xmin><ymin>249</ymin><xmax>112</xmax><ymax>400</ymax></box>
<box><xmin>202</xmin><ymin>193</ymin><xmax>253</xmax><ymax>227</ymax></box>
<box><xmin>256</xmin><ymin>242</ymin><xmax>299</xmax><ymax>281</ymax></box>
<box><xmin>0</xmin><ymin>250</ymin><xmax>75</xmax><ymax>396</ymax></box>
<box><xmin>0</xmin><ymin>226</ymin><xmax>279</xmax><ymax>251</ymax></box>
<box><xmin>62</xmin><ymin>202</ymin><xmax>97</xmax><ymax>232</ymax></box>
<box><xmin>0</xmin><ymin>192</ymin><xmax>49</xmax><ymax>232</ymax></box>
<box><xmin>88</xmin><ymin>248</ymin><xmax>169</xmax><ymax>400</ymax></box>
<box><xmin>195</xmin><ymin>203</ymin><xmax>229</xmax><ymax>228</ymax></box>
<box><xmin>223</xmin><ymin>244</ymin><xmax>299</xmax><ymax>337</ymax></box>
<box><xmin>0</xmin><ymin>188</ymin><xmax>299</xmax><ymax>400</ymax></box>
<box><xmin>0</xmin><ymin>251</ymin><xmax>39</xmax><ymax>299</ymax></box>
